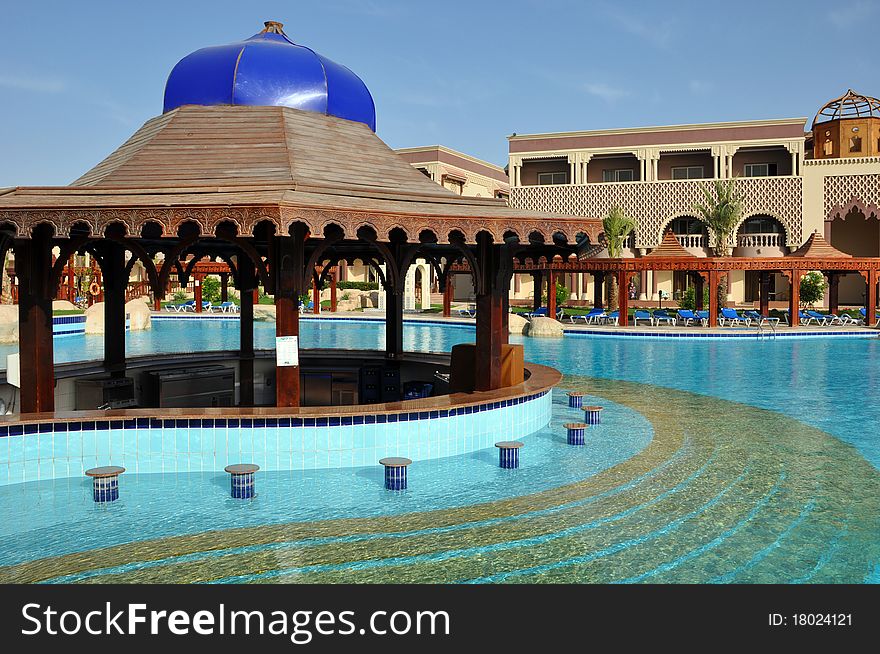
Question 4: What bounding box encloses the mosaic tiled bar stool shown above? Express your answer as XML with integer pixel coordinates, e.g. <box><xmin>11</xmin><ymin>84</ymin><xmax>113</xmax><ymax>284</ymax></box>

<box><xmin>583</xmin><ymin>405</ymin><xmax>604</xmax><ymax>425</ymax></box>
<box><xmin>380</xmin><ymin>457</ymin><xmax>412</xmax><ymax>490</ymax></box>
<box><xmin>567</xmin><ymin>392</ymin><xmax>584</xmax><ymax>409</ymax></box>
<box><xmin>85</xmin><ymin>466</ymin><xmax>125</xmax><ymax>503</ymax></box>
<box><xmin>564</xmin><ymin>423</ymin><xmax>587</xmax><ymax>446</ymax></box>
<box><xmin>495</xmin><ymin>441</ymin><xmax>524</xmax><ymax>469</ymax></box>
<box><xmin>224</xmin><ymin>464</ymin><xmax>260</xmax><ymax>499</ymax></box>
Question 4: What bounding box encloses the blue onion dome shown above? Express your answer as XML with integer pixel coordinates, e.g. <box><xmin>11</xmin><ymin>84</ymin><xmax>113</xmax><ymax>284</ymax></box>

<box><xmin>163</xmin><ymin>21</ymin><xmax>376</xmax><ymax>131</ymax></box>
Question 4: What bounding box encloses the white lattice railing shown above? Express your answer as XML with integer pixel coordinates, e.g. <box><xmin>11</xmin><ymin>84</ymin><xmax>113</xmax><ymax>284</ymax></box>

<box><xmin>737</xmin><ymin>233</ymin><xmax>782</xmax><ymax>248</ymax></box>
<box><xmin>676</xmin><ymin>234</ymin><xmax>707</xmax><ymax>248</ymax></box>
<box><xmin>510</xmin><ymin>176</ymin><xmax>804</xmax><ymax>249</ymax></box>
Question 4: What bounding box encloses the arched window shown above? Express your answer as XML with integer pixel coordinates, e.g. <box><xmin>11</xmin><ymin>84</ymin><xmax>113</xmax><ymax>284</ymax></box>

<box><xmin>668</xmin><ymin>217</ymin><xmax>707</xmax><ymax>248</ymax></box>
<box><xmin>737</xmin><ymin>216</ymin><xmax>786</xmax><ymax>248</ymax></box>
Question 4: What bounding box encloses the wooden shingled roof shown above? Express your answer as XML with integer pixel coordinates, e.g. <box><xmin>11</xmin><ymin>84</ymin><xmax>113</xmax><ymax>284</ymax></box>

<box><xmin>788</xmin><ymin>230</ymin><xmax>851</xmax><ymax>258</ymax></box>
<box><xmin>0</xmin><ymin>105</ymin><xmax>601</xmax><ymax>244</ymax></box>
<box><xmin>645</xmin><ymin>229</ymin><xmax>694</xmax><ymax>257</ymax></box>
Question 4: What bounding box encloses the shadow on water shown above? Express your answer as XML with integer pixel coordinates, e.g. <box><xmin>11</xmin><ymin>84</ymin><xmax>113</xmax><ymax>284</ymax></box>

<box><xmin>355</xmin><ymin>466</ymin><xmax>385</xmax><ymax>489</ymax></box>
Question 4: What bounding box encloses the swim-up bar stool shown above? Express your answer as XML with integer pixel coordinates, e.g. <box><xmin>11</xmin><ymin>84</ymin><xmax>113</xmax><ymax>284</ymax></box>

<box><xmin>583</xmin><ymin>405</ymin><xmax>604</xmax><ymax>425</ymax></box>
<box><xmin>567</xmin><ymin>392</ymin><xmax>584</xmax><ymax>409</ymax></box>
<box><xmin>495</xmin><ymin>441</ymin><xmax>523</xmax><ymax>469</ymax></box>
<box><xmin>224</xmin><ymin>463</ymin><xmax>260</xmax><ymax>499</ymax></box>
<box><xmin>85</xmin><ymin>466</ymin><xmax>125</xmax><ymax>503</ymax></box>
<box><xmin>564</xmin><ymin>423</ymin><xmax>587</xmax><ymax>446</ymax></box>
<box><xmin>380</xmin><ymin>457</ymin><xmax>412</xmax><ymax>490</ymax></box>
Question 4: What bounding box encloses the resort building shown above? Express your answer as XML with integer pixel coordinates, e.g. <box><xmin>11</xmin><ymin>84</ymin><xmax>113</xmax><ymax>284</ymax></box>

<box><xmin>504</xmin><ymin>89</ymin><xmax>880</xmax><ymax>308</ymax></box>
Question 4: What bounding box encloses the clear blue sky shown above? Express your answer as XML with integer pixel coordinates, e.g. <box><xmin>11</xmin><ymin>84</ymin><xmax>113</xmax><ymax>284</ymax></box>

<box><xmin>1</xmin><ymin>0</ymin><xmax>878</xmax><ymax>185</ymax></box>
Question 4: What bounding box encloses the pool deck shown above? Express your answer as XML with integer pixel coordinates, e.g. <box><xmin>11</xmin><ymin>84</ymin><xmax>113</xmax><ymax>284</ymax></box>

<box><xmin>151</xmin><ymin>309</ymin><xmax>879</xmax><ymax>338</ymax></box>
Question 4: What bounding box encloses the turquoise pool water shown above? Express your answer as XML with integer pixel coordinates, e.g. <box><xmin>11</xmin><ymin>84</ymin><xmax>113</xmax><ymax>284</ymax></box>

<box><xmin>0</xmin><ymin>318</ymin><xmax>878</xmax><ymax>583</ymax></box>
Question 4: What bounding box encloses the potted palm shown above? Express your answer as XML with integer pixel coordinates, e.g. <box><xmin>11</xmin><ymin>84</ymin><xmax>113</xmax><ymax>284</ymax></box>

<box><xmin>602</xmin><ymin>207</ymin><xmax>636</xmax><ymax>310</ymax></box>
<box><xmin>693</xmin><ymin>179</ymin><xmax>743</xmax><ymax>256</ymax></box>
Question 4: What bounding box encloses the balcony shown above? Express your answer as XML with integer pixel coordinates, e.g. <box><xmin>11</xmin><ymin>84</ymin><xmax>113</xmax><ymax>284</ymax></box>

<box><xmin>677</xmin><ymin>234</ymin><xmax>707</xmax><ymax>248</ymax></box>
<box><xmin>737</xmin><ymin>233</ymin><xmax>782</xmax><ymax>248</ymax></box>
<box><xmin>509</xmin><ymin>176</ymin><xmax>804</xmax><ymax>249</ymax></box>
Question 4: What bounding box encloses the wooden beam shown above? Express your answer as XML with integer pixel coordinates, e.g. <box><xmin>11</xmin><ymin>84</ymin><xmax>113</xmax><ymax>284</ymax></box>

<box><xmin>867</xmin><ymin>269</ymin><xmax>878</xmax><ymax>327</ymax></box>
<box><xmin>442</xmin><ymin>276</ymin><xmax>452</xmax><ymax>317</ymax></box>
<box><xmin>385</xmin><ymin>289</ymin><xmax>403</xmax><ymax>357</ymax></box>
<box><xmin>15</xmin><ymin>228</ymin><xmax>55</xmax><ymax>413</ymax></box>
<box><xmin>759</xmin><ymin>271</ymin><xmax>770</xmax><ymax>316</ymax></box>
<box><xmin>194</xmin><ymin>275</ymin><xmax>203</xmax><ymax>313</ymax></box>
<box><xmin>593</xmin><ymin>272</ymin><xmax>604</xmax><ymax>309</ymax></box>
<box><xmin>827</xmin><ymin>273</ymin><xmax>838</xmax><ymax>315</ymax></box>
<box><xmin>547</xmin><ymin>269</ymin><xmax>556</xmax><ymax>318</ymax></box>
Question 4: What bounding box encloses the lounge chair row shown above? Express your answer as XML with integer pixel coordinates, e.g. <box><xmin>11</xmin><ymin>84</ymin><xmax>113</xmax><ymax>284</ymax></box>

<box><xmin>782</xmin><ymin>308</ymin><xmax>875</xmax><ymax>326</ymax></box>
<box><xmin>165</xmin><ymin>300</ymin><xmax>240</xmax><ymax>313</ymax></box>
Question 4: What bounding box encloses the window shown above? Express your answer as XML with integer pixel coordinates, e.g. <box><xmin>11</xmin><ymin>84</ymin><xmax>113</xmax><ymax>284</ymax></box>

<box><xmin>443</xmin><ymin>177</ymin><xmax>464</xmax><ymax>194</ymax></box>
<box><xmin>823</xmin><ymin>140</ymin><xmax>833</xmax><ymax>156</ymax></box>
<box><xmin>602</xmin><ymin>168</ymin><xmax>634</xmax><ymax>182</ymax></box>
<box><xmin>849</xmin><ymin>136</ymin><xmax>862</xmax><ymax>153</ymax></box>
<box><xmin>743</xmin><ymin>163</ymin><xmax>777</xmax><ymax>177</ymax></box>
<box><xmin>537</xmin><ymin>171</ymin><xmax>568</xmax><ymax>185</ymax></box>
<box><xmin>671</xmin><ymin>166</ymin><xmax>704</xmax><ymax>180</ymax></box>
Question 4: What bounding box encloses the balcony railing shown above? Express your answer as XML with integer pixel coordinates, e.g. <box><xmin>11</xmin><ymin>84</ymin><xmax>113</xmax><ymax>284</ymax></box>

<box><xmin>510</xmin><ymin>176</ymin><xmax>803</xmax><ymax>249</ymax></box>
<box><xmin>737</xmin><ymin>233</ymin><xmax>783</xmax><ymax>248</ymax></box>
<box><xmin>676</xmin><ymin>234</ymin><xmax>707</xmax><ymax>249</ymax></box>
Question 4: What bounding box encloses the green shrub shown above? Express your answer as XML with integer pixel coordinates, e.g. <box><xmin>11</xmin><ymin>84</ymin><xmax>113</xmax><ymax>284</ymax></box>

<box><xmin>201</xmin><ymin>276</ymin><xmax>221</xmax><ymax>303</ymax></box>
<box><xmin>678</xmin><ymin>285</ymin><xmax>709</xmax><ymax>311</ymax></box>
<box><xmin>799</xmin><ymin>271</ymin><xmax>827</xmax><ymax>309</ymax></box>
<box><xmin>337</xmin><ymin>281</ymin><xmax>379</xmax><ymax>291</ymax></box>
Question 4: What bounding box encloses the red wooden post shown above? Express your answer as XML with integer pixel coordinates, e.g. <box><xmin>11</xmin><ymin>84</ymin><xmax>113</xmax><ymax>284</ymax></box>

<box><xmin>220</xmin><ymin>272</ymin><xmax>229</xmax><ymax>303</ymax></box>
<box><xmin>707</xmin><ymin>271</ymin><xmax>720</xmax><ymax>327</ymax></box>
<box><xmin>617</xmin><ymin>270</ymin><xmax>629</xmax><ymax>326</ymax></box>
<box><xmin>239</xmin><ymin>264</ymin><xmax>255</xmax><ymax>407</ymax></box>
<box><xmin>312</xmin><ymin>277</ymin><xmax>320</xmax><ymax>314</ymax></box>
<box><xmin>15</xmin><ymin>227</ymin><xmax>55</xmax><ymax>413</ymax></box>
<box><xmin>789</xmin><ymin>270</ymin><xmax>800</xmax><ymax>326</ymax></box>
<box><xmin>866</xmin><ymin>269</ymin><xmax>878</xmax><ymax>327</ymax></box>
<box><xmin>103</xmin><ymin>243</ymin><xmax>127</xmax><ymax>377</ymax></box>
<box><xmin>694</xmin><ymin>273</ymin><xmax>705</xmax><ymax>311</ymax></box>
<box><xmin>827</xmin><ymin>273</ymin><xmax>838</xmax><ymax>315</ymax></box>
<box><xmin>547</xmin><ymin>269</ymin><xmax>556</xmax><ymax>318</ymax></box>
<box><xmin>442</xmin><ymin>275</ymin><xmax>452</xmax><ymax>317</ymax></box>
<box><xmin>194</xmin><ymin>275</ymin><xmax>203</xmax><ymax>313</ymax></box>
<box><xmin>532</xmin><ymin>271</ymin><xmax>542</xmax><ymax>312</ymax></box>
<box><xmin>759</xmin><ymin>271</ymin><xmax>770</xmax><ymax>316</ymax></box>
<box><xmin>593</xmin><ymin>272</ymin><xmax>603</xmax><ymax>309</ymax></box>
<box><xmin>275</xmin><ymin>229</ymin><xmax>305</xmax><ymax>407</ymax></box>
<box><xmin>475</xmin><ymin>234</ymin><xmax>505</xmax><ymax>391</ymax></box>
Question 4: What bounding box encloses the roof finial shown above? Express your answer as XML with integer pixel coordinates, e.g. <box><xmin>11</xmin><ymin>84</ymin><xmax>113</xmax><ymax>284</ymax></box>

<box><xmin>262</xmin><ymin>21</ymin><xmax>285</xmax><ymax>34</ymax></box>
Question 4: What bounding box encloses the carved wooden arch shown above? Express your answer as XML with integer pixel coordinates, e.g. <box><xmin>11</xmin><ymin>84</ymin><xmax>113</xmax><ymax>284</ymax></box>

<box><xmin>303</xmin><ymin>229</ymin><xmax>345</xmax><ymax>293</ymax></box>
<box><xmin>157</xmin><ymin>234</ymin><xmax>201</xmax><ymax>291</ymax></box>
<box><xmin>212</xmin><ymin>231</ymin><xmax>271</xmax><ymax>290</ymax></box>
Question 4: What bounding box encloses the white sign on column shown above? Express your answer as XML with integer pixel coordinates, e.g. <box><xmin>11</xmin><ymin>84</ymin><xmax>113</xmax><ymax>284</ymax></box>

<box><xmin>276</xmin><ymin>335</ymin><xmax>299</xmax><ymax>366</ymax></box>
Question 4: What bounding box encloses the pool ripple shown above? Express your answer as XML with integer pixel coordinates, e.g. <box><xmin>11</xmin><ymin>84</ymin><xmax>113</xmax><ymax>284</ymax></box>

<box><xmin>2</xmin><ymin>376</ymin><xmax>877</xmax><ymax>584</ymax></box>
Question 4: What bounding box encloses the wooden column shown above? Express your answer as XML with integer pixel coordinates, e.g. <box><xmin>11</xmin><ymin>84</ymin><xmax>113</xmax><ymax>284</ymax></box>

<box><xmin>103</xmin><ymin>243</ymin><xmax>127</xmax><ymax>378</ymax></box>
<box><xmin>220</xmin><ymin>272</ymin><xmax>229</xmax><ymax>303</ymax></box>
<box><xmin>547</xmin><ymin>269</ymin><xmax>557</xmax><ymax>318</ymax></box>
<box><xmin>694</xmin><ymin>273</ymin><xmax>705</xmax><ymax>311</ymax></box>
<box><xmin>385</xmin><ymin>287</ymin><xmax>403</xmax><ymax>357</ymax></box>
<box><xmin>442</xmin><ymin>275</ymin><xmax>452</xmax><ymax>317</ymax></box>
<box><xmin>532</xmin><ymin>271</ymin><xmax>542</xmax><ymax>312</ymax></box>
<box><xmin>475</xmin><ymin>233</ymin><xmax>507</xmax><ymax>391</ymax></box>
<box><xmin>312</xmin><ymin>277</ymin><xmax>320</xmax><ymax>314</ymax></box>
<box><xmin>330</xmin><ymin>268</ymin><xmax>337</xmax><ymax>313</ymax></box>
<box><xmin>15</xmin><ymin>227</ymin><xmax>55</xmax><ymax>413</ymax></box>
<box><xmin>194</xmin><ymin>275</ymin><xmax>203</xmax><ymax>313</ymax></box>
<box><xmin>866</xmin><ymin>269</ymin><xmax>878</xmax><ymax>327</ymax></box>
<box><xmin>239</xmin><ymin>263</ymin><xmax>255</xmax><ymax>407</ymax></box>
<box><xmin>593</xmin><ymin>272</ymin><xmax>604</xmax><ymax>308</ymax></box>
<box><xmin>617</xmin><ymin>270</ymin><xmax>629</xmax><ymax>326</ymax></box>
<box><xmin>789</xmin><ymin>270</ymin><xmax>800</xmax><ymax>326</ymax></box>
<box><xmin>275</xmin><ymin>230</ymin><xmax>305</xmax><ymax>408</ymax></box>
<box><xmin>826</xmin><ymin>273</ymin><xmax>838</xmax><ymax>314</ymax></box>
<box><xmin>759</xmin><ymin>271</ymin><xmax>771</xmax><ymax>316</ymax></box>
<box><xmin>501</xmin><ymin>289</ymin><xmax>510</xmax><ymax>345</ymax></box>
<box><xmin>707</xmin><ymin>271</ymin><xmax>720</xmax><ymax>327</ymax></box>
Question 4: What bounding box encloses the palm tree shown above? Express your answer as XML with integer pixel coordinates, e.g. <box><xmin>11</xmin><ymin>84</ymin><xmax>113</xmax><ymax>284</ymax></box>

<box><xmin>602</xmin><ymin>207</ymin><xmax>636</xmax><ymax>310</ymax></box>
<box><xmin>693</xmin><ymin>179</ymin><xmax>743</xmax><ymax>256</ymax></box>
